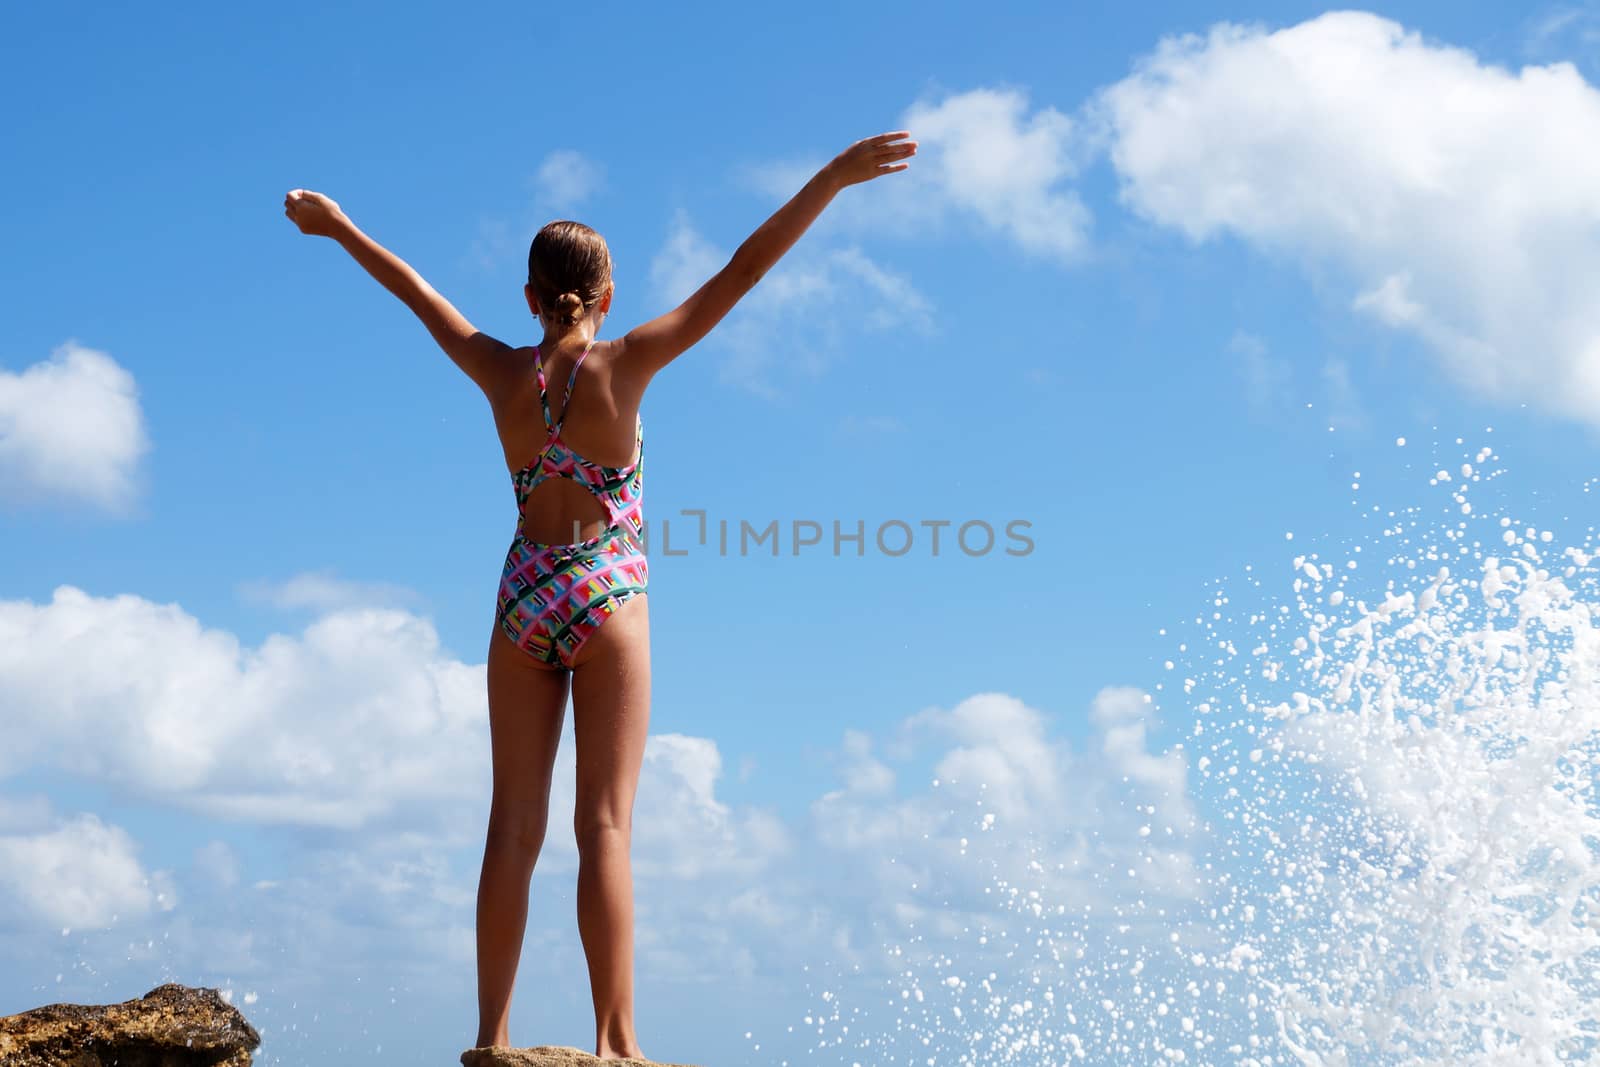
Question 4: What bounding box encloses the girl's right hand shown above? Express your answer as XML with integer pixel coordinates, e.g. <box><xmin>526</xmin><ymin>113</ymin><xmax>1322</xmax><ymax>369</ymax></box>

<box><xmin>824</xmin><ymin>131</ymin><xmax>917</xmax><ymax>188</ymax></box>
<box><xmin>283</xmin><ymin>189</ymin><xmax>350</xmax><ymax>237</ymax></box>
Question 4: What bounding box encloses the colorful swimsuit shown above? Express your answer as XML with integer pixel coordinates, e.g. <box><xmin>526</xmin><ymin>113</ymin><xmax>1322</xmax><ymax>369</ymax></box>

<box><xmin>495</xmin><ymin>342</ymin><xmax>647</xmax><ymax>669</ymax></box>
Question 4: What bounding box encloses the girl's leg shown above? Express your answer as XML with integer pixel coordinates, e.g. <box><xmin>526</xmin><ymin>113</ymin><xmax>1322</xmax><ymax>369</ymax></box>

<box><xmin>568</xmin><ymin>594</ymin><xmax>652</xmax><ymax>1060</ymax></box>
<box><xmin>476</xmin><ymin>627</ymin><xmax>571</xmax><ymax>1048</ymax></box>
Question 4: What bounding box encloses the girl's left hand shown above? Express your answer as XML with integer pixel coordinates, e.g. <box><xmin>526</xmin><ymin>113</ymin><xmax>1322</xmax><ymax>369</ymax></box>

<box><xmin>283</xmin><ymin>189</ymin><xmax>349</xmax><ymax>237</ymax></box>
<box><xmin>822</xmin><ymin>132</ymin><xmax>917</xmax><ymax>189</ymax></box>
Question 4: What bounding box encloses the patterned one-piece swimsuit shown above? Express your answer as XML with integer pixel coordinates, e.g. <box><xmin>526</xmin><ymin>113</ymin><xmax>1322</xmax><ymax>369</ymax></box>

<box><xmin>495</xmin><ymin>341</ymin><xmax>647</xmax><ymax>669</ymax></box>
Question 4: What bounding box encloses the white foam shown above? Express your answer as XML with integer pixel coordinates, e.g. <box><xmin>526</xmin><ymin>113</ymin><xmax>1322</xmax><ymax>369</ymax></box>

<box><xmin>1186</xmin><ymin>441</ymin><xmax>1600</xmax><ymax>1064</ymax></box>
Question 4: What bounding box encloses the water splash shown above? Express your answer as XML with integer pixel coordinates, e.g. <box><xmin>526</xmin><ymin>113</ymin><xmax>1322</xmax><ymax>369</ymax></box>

<box><xmin>1185</xmin><ymin>440</ymin><xmax>1600</xmax><ymax>1064</ymax></box>
<box><xmin>774</xmin><ymin>438</ymin><xmax>1600</xmax><ymax>1065</ymax></box>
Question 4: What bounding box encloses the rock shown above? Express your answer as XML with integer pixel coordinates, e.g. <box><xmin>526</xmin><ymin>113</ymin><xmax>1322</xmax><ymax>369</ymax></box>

<box><xmin>461</xmin><ymin>1046</ymin><xmax>699</xmax><ymax>1067</ymax></box>
<box><xmin>0</xmin><ymin>983</ymin><xmax>261</xmax><ymax>1066</ymax></box>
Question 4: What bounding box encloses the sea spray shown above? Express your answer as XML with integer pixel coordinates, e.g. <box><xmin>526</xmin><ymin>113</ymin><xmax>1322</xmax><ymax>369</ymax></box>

<box><xmin>773</xmin><ymin>439</ymin><xmax>1599</xmax><ymax>1065</ymax></box>
<box><xmin>1182</xmin><ymin>440</ymin><xmax>1600</xmax><ymax>1064</ymax></box>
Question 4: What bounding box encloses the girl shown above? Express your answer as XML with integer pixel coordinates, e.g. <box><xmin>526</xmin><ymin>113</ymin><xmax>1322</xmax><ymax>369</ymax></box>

<box><xmin>284</xmin><ymin>130</ymin><xmax>917</xmax><ymax>1060</ymax></box>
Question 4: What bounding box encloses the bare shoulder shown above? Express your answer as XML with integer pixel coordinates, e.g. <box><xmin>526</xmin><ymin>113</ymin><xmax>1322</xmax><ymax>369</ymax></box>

<box><xmin>593</xmin><ymin>336</ymin><xmax>648</xmax><ymax>407</ymax></box>
<box><xmin>503</xmin><ymin>342</ymin><xmax>538</xmax><ymax>372</ymax></box>
<box><xmin>483</xmin><ymin>344</ymin><xmax>538</xmax><ymax>409</ymax></box>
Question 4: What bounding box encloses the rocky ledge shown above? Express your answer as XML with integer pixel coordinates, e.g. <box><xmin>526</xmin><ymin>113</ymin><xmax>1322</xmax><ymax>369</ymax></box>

<box><xmin>0</xmin><ymin>983</ymin><xmax>261</xmax><ymax>1066</ymax></box>
<box><xmin>462</xmin><ymin>1046</ymin><xmax>698</xmax><ymax>1067</ymax></box>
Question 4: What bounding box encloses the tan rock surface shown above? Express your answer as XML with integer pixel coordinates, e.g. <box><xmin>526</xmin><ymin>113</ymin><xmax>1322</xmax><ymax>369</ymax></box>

<box><xmin>461</xmin><ymin>1045</ymin><xmax>698</xmax><ymax>1067</ymax></box>
<box><xmin>0</xmin><ymin>982</ymin><xmax>261</xmax><ymax>1066</ymax></box>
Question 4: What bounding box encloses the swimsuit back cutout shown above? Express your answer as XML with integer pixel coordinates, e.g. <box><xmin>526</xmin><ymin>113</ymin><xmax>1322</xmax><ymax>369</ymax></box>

<box><xmin>512</xmin><ymin>342</ymin><xmax>644</xmax><ymax>540</ymax></box>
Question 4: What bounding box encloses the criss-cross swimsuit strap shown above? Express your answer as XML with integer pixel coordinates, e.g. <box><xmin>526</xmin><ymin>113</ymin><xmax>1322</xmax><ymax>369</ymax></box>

<box><xmin>533</xmin><ymin>340</ymin><xmax>596</xmax><ymax>437</ymax></box>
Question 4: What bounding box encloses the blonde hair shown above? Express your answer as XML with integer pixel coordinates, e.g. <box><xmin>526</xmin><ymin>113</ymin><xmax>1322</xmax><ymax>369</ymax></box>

<box><xmin>527</xmin><ymin>220</ymin><xmax>612</xmax><ymax>326</ymax></box>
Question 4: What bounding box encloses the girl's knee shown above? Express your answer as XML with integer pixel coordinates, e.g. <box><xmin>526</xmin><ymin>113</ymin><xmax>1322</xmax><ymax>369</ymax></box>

<box><xmin>573</xmin><ymin>809</ymin><xmax>632</xmax><ymax>853</ymax></box>
<box><xmin>487</xmin><ymin>809</ymin><xmax>550</xmax><ymax>859</ymax></box>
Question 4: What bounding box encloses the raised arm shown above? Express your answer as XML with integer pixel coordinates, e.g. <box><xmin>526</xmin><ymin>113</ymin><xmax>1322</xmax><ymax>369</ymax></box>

<box><xmin>615</xmin><ymin>131</ymin><xmax>917</xmax><ymax>382</ymax></box>
<box><xmin>283</xmin><ymin>189</ymin><xmax>518</xmax><ymax>399</ymax></box>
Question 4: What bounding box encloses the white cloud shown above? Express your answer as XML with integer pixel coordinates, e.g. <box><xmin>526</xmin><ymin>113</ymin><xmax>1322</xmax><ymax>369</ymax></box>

<box><xmin>1088</xmin><ymin>686</ymin><xmax>1194</xmax><ymax>832</ymax></box>
<box><xmin>467</xmin><ymin>150</ymin><xmax>605</xmax><ymax>270</ymax></box>
<box><xmin>818</xmin><ymin>728</ymin><xmax>896</xmax><ymax>803</ymax></box>
<box><xmin>646</xmin><ymin>214</ymin><xmax>933</xmax><ymax>394</ymax></box>
<box><xmin>903</xmin><ymin>692</ymin><xmax>1070</xmax><ymax>822</ymax></box>
<box><xmin>810</xmin><ymin>687</ymin><xmax>1201</xmax><ymax>942</ymax></box>
<box><xmin>0</xmin><ymin>585</ymin><xmax>789</xmax><ymax>889</ymax></box>
<box><xmin>901</xmin><ymin>88</ymin><xmax>1092</xmax><ymax>261</ymax></box>
<box><xmin>742</xmin><ymin>89</ymin><xmax>1091</xmax><ymax>262</ymax></box>
<box><xmin>1527</xmin><ymin>7</ymin><xmax>1585</xmax><ymax>50</ymax></box>
<box><xmin>0</xmin><ymin>580</ymin><xmax>1200</xmax><ymax>1004</ymax></box>
<box><xmin>647</xmin><ymin>209</ymin><xmax>726</xmax><ymax>307</ymax></box>
<box><xmin>542</xmin><ymin>684</ymin><xmax>1201</xmax><ymax>986</ymax></box>
<box><xmin>0</xmin><ymin>342</ymin><xmax>149</xmax><ymax>511</ymax></box>
<box><xmin>827</xmin><ymin>246</ymin><xmax>934</xmax><ymax>330</ymax></box>
<box><xmin>236</xmin><ymin>570</ymin><xmax>421</xmax><ymax>613</ymax></box>
<box><xmin>0</xmin><ymin>811</ymin><xmax>173</xmax><ymax>930</ymax></box>
<box><xmin>532</xmin><ymin>149</ymin><xmax>605</xmax><ymax>212</ymax></box>
<box><xmin>1097</xmin><ymin>11</ymin><xmax>1600</xmax><ymax>425</ymax></box>
<box><xmin>539</xmin><ymin>730</ymin><xmax>792</xmax><ymax>882</ymax></box>
<box><xmin>0</xmin><ymin>585</ymin><xmax>487</xmax><ymax>831</ymax></box>
<box><xmin>690</xmin><ymin>88</ymin><xmax>1086</xmax><ymax>388</ymax></box>
<box><xmin>1522</xmin><ymin>6</ymin><xmax>1600</xmax><ymax>61</ymax></box>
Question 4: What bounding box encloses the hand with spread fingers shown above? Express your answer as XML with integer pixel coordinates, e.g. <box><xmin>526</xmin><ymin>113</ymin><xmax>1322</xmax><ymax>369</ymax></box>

<box><xmin>823</xmin><ymin>130</ymin><xmax>918</xmax><ymax>188</ymax></box>
<box><xmin>282</xmin><ymin>188</ymin><xmax>350</xmax><ymax>238</ymax></box>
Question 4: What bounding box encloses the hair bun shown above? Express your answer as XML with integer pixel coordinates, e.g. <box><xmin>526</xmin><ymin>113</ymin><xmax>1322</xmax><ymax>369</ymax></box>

<box><xmin>528</xmin><ymin>221</ymin><xmax>612</xmax><ymax>328</ymax></box>
<box><xmin>554</xmin><ymin>291</ymin><xmax>586</xmax><ymax>325</ymax></box>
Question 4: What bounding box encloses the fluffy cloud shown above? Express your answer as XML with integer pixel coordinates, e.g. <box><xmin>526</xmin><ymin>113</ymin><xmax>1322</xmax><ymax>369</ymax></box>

<box><xmin>899</xmin><ymin>687</ymin><xmax>1194</xmax><ymax>836</ymax></box>
<box><xmin>0</xmin><ymin>575</ymin><xmax>1196</xmax><ymax>947</ymax></box>
<box><xmin>742</xmin><ymin>89</ymin><xmax>1090</xmax><ymax>262</ymax></box>
<box><xmin>0</xmin><ymin>579</ymin><xmax>1202</xmax><ymax>1037</ymax></box>
<box><xmin>1088</xmin><ymin>686</ymin><xmax>1193</xmax><ymax>832</ymax></box>
<box><xmin>0</xmin><ymin>586</ymin><xmax>793</xmax><ymax>880</ymax></box>
<box><xmin>0</xmin><ymin>342</ymin><xmax>149</xmax><ymax>512</ymax></box>
<box><xmin>539</xmin><ymin>730</ymin><xmax>792</xmax><ymax>883</ymax></box>
<box><xmin>0</xmin><ymin>585</ymin><xmax>486</xmax><ymax>832</ymax></box>
<box><xmin>647</xmin><ymin>209</ymin><xmax>726</xmax><ymax>308</ymax></box>
<box><xmin>1097</xmin><ymin>11</ymin><xmax>1600</xmax><ymax>423</ymax></box>
<box><xmin>600</xmin><ymin>686</ymin><xmax>1199</xmax><ymax>986</ymax></box>
<box><xmin>670</xmin><ymin>88</ymin><xmax>1090</xmax><ymax>390</ymax></box>
<box><xmin>469</xmin><ymin>150</ymin><xmax>605</xmax><ymax>268</ymax></box>
<box><xmin>729</xmin><ymin>38</ymin><xmax>1600</xmax><ymax>422</ymax></box>
<box><xmin>236</xmin><ymin>570</ymin><xmax>422</xmax><ymax>613</ymax></box>
<box><xmin>0</xmin><ymin>809</ymin><xmax>174</xmax><ymax>930</ymax></box>
<box><xmin>900</xmin><ymin>89</ymin><xmax>1091</xmax><ymax>260</ymax></box>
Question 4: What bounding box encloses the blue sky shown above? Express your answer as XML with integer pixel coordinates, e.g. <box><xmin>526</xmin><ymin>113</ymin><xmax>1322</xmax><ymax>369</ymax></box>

<box><xmin>4</xmin><ymin>3</ymin><xmax>1600</xmax><ymax>1065</ymax></box>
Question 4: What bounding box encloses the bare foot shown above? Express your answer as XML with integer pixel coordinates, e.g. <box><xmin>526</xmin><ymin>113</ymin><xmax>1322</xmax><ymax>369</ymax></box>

<box><xmin>596</xmin><ymin>1046</ymin><xmax>647</xmax><ymax>1061</ymax></box>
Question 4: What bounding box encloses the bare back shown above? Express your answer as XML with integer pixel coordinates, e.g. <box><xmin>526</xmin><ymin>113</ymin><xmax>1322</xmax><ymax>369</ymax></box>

<box><xmin>489</xmin><ymin>339</ymin><xmax>645</xmax><ymax>546</ymax></box>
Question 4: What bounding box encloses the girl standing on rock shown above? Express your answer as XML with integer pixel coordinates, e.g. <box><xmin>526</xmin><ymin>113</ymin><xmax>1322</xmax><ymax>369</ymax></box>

<box><xmin>284</xmin><ymin>130</ymin><xmax>916</xmax><ymax>1059</ymax></box>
